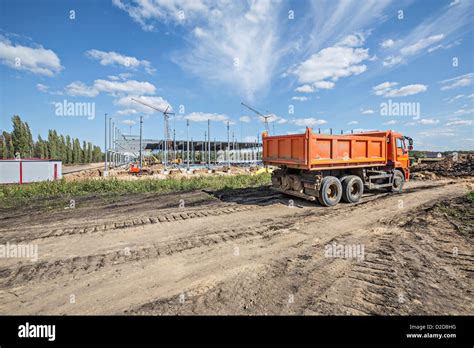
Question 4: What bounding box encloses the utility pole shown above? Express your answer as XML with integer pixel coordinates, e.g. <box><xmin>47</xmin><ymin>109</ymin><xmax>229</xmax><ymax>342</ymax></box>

<box><xmin>112</xmin><ymin>121</ymin><xmax>115</xmax><ymax>167</ymax></box>
<box><xmin>104</xmin><ymin>113</ymin><xmax>108</xmax><ymax>175</ymax></box>
<box><xmin>139</xmin><ymin>116</ymin><xmax>143</xmax><ymax>169</ymax></box>
<box><xmin>173</xmin><ymin>128</ymin><xmax>176</xmax><ymax>162</ymax></box>
<box><xmin>227</xmin><ymin>121</ymin><xmax>230</xmax><ymax>168</ymax></box>
<box><xmin>186</xmin><ymin>119</ymin><xmax>190</xmax><ymax>171</ymax></box>
<box><xmin>108</xmin><ymin>117</ymin><xmax>112</xmax><ymax>170</ymax></box>
<box><xmin>207</xmin><ymin>119</ymin><xmax>211</xmax><ymax>170</ymax></box>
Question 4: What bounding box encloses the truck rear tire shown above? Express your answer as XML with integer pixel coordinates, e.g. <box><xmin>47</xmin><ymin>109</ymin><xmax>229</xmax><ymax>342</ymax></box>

<box><xmin>389</xmin><ymin>170</ymin><xmax>405</xmax><ymax>193</ymax></box>
<box><xmin>318</xmin><ymin>176</ymin><xmax>342</xmax><ymax>207</ymax></box>
<box><xmin>341</xmin><ymin>175</ymin><xmax>364</xmax><ymax>203</ymax></box>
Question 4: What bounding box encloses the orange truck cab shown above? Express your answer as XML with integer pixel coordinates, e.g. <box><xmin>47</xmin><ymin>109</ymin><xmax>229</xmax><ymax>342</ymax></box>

<box><xmin>262</xmin><ymin>128</ymin><xmax>413</xmax><ymax>207</ymax></box>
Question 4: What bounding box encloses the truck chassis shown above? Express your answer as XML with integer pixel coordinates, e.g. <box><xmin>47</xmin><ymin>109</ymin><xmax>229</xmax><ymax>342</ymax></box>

<box><xmin>270</xmin><ymin>166</ymin><xmax>405</xmax><ymax>207</ymax></box>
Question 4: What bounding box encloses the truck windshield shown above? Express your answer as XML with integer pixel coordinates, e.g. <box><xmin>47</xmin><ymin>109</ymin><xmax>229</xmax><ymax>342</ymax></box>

<box><xmin>396</xmin><ymin>138</ymin><xmax>406</xmax><ymax>154</ymax></box>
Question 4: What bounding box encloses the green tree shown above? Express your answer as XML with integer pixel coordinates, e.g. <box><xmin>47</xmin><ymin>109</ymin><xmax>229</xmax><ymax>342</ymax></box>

<box><xmin>48</xmin><ymin>130</ymin><xmax>58</xmax><ymax>159</ymax></box>
<box><xmin>92</xmin><ymin>146</ymin><xmax>102</xmax><ymax>162</ymax></box>
<box><xmin>11</xmin><ymin>115</ymin><xmax>31</xmax><ymax>157</ymax></box>
<box><xmin>59</xmin><ymin>135</ymin><xmax>67</xmax><ymax>162</ymax></box>
<box><xmin>34</xmin><ymin>135</ymin><xmax>46</xmax><ymax>158</ymax></box>
<box><xmin>87</xmin><ymin>142</ymin><xmax>93</xmax><ymax>163</ymax></box>
<box><xmin>2</xmin><ymin>132</ymin><xmax>14</xmax><ymax>158</ymax></box>
<box><xmin>82</xmin><ymin>141</ymin><xmax>87</xmax><ymax>163</ymax></box>
<box><xmin>25</xmin><ymin>122</ymin><xmax>34</xmax><ymax>157</ymax></box>
<box><xmin>66</xmin><ymin>135</ymin><xmax>72</xmax><ymax>164</ymax></box>
<box><xmin>72</xmin><ymin>138</ymin><xmax>81</xmax><ymax>163</ymax></box>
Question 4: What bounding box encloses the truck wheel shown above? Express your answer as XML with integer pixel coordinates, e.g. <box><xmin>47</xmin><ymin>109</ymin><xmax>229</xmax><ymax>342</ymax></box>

<box><xmin>341</xmin><ymin>175</ymin><xmax>364</xmax><ymax>203</ymax></box>
<box><xmin>389</xmin><ymin>170</ymin><xmax>405</xmax><ymax>193</ymax></box>
<box><xmin>318</xmin><ymin>176</ymin><xmax>342</xmax><ymax>207</ymax></box>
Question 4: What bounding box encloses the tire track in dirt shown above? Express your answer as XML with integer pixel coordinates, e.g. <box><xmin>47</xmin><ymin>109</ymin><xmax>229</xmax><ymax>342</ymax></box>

<box><xmin>0</xmin><ymin>217</ymin><xmax>298</xmax><ymax>287</ymax></box>
<box><xmin>127</xmin><ymin>182</ymin><xmax>473</xmax><ymax>315</ymax></box>
<box><xmin>0</xmin><ymin>179</ymin><xmax>471</xmax><ymax>314</ymax></box>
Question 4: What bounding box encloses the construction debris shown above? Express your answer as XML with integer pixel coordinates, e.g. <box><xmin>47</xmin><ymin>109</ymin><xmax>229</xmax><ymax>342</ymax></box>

<box><xmin>411</xmin><ymin>155</ymin><xmax>473</xmax><ymax>179</ymax></box>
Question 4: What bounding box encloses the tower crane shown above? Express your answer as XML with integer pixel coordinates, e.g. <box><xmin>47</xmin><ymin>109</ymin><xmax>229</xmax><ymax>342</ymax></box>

<box><xmin>131</xmin><ymin>97</ymin><xmax>174</xmax><ymax>170</ymax></box>
<box><xmin>240</xmin><ymin>102</ymin><xmax>273</xmax><ymax>134</ymax></box>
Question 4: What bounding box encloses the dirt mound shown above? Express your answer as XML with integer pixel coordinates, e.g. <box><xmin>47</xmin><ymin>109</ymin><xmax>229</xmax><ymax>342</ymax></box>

<box><xmin>411</xmin><ymin>156</ymin><xmax>473</xmax><ymax>179</ymax></box>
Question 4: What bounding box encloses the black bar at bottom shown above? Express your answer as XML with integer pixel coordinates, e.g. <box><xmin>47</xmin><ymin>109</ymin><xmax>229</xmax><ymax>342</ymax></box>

<box><xmin>0</xmin><ymin>315</ymin><xmax>472</xmax><ymax>346</ymax></box>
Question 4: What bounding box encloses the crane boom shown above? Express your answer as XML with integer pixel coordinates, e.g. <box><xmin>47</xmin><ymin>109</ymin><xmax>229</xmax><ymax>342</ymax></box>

<box><xmin>240</xmin><ymin>102</ymin><xmax>270</xmax><ymax>133</ymax></box>
<box><xmin>131</xmin><ymin>97</ymin><xmax>174</xmax><ymax>169</ymax></box>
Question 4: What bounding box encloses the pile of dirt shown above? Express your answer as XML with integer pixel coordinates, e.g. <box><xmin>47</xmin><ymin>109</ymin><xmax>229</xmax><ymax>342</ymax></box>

<box><xmin>411</xmin><ymin>155</ymin><xmax>473</xmax><ymax>180</ymax></box>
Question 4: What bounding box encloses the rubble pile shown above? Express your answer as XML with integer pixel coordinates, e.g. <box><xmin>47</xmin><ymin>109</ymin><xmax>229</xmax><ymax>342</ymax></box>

<box><xmin>411</xmin><ymin>155</ymin><xmax>473</xmax><ymax>179</ymax></box>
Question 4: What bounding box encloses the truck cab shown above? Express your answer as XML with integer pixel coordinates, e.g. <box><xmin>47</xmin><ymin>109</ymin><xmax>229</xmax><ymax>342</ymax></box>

<box><xmin>388</xmin><ymin>131</ymin><xmax>413</xmax><ymax>181</ymax></box>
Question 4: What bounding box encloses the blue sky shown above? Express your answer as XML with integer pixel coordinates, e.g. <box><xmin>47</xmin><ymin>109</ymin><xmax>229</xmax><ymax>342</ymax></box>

<box><xmin>0</xmin><ymin>0</ymin><xmax>473</xmax><ymax>151</ymax></box>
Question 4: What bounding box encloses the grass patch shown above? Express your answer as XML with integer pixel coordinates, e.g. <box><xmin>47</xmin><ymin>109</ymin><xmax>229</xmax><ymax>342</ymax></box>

<box><xmin>0</xmin><ymin>173</ymin><xmax>271</xmax><ymax>208</ymax></box>
<box><xmin>467</xmin><ymin>191</ymin><xmax>474</xmax><ymax>204</ymax></box>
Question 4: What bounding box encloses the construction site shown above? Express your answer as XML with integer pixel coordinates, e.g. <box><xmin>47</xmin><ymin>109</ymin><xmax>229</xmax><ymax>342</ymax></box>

<box><xmin>0</xmin><ymin>113</ymin><xmax>472</xmax><ymax>315</ymax></box>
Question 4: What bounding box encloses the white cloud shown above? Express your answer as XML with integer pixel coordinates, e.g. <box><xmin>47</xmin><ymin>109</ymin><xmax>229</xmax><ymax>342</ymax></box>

<box><xmin>65</xmin><ymin>78</ymin><xmax>156</xmax><ymax>97</ymax></box>
<box><xmin>94</xmin><ymin>79</ymin><xmax>156</xmax><ymax>95</ymax></box>
<box><xmin>290</xmin><ymin>34</ymin><xmax>370</xmax><ymax>92</ymax></box>
<box><xmin>303</xmin><ymin>0</ymin><xmax>392</xmax><ymax>54</ymax></box>
<box><xmin>427</xmin><ymin>39</ymin><xmax>461</xmax><ymax>53</ymax></box>
<box><xmin>65</xmin><ymin>81</ymin><xmax>99</xmax><ymax>97</ymax></box>
<box><xmin>447</xmin><ymin>94</ymin><xmax>465</xmax><ymax>103</ymax></box>
<box><xmin>290</xmin><ymin>118</ymin><xmax>327</xmax><ymax>127</ymax></box>
<box><xmin>292</xmin><ymin>96</ymin><xmax>309</xmax><ymax>102</ymax></box>
<box><xmin>185</xmin><ymin>112</ymin><xmax>228</xmax><ymax>123</ymax></box>
<box><xmin>0</xmin><ymin>37</ymin><xmax>62</xmax><ymax>76</ymax></box>
<box><xmin>383</xmin><ymin>120</ymin><xmax>398</xmax><ymax>125</ymax></box>
<box><xmin>295</xmin><ymin>84</ymin><xmax>315</xmax><ymax>93</ymax></box>
<box><xmin>112</xmin><ymin>0</ymin><xmax>211</xmax><ymax>30</ymax></box>
<box><xmin>239</xmin><ymin>115</ymin><xmax>251</xmax><ymax>123</ymax></box>
<box><xmin>36</xmin><ymin>83</ymin><xmax>49</xmax><ymax>92</ymax></box>
<box><xmin>86</xmin><ymin>49</ymin><xmax>155</xmax><ymax>74</ymax></box>
<box><xmin>380</xmin><ymin>39</ymin><xmax>396</xmax><ymax>49</ymax></box>
<box><xmin>400</xmin><ymin>34</ymin><xmax>445</xmax><ymax>56</ymax></box>
<box><xmin>454</xmin><ymin>108</ymin><xmax>474</xmax><ymax>115</ymax></box>
<box><xmin>361</xmin><ymin>108</ymin><xmax>375</xmax><ymax>114</ymax></box>
<box><xmin>373</xmin><ymin>82</ymin><xmax>427</xmax><ymax>97</ymax></box>
<box><xmin>348</xmin><ymin>121</ymin><xmax>359</xmax><ymax>125</ymax></box>
<box><xmin>382</xmin><ymin>56</ymin><xmax>403</xmax><ymax>67</ymax></box>
<box><xmin>446</xmin><ymin>119</ymin><xmax>472</xmax><ymax>126</ymax></box>
<box><xmin>114</xmin><ymin>95</ymin><xmax>171</xmax><ymax>114</ymax></box>
<box><xmin>174</xmin><ymin>0</ymin><xmax>283</xmax><ymax>100</ymax></box>
<box><xmin>381</xmin><ymin>1</ymin><xmax>471</xmax><ymax>68</ymax></box>
<box><xmin>418</xmin><ymin>118</ymin><xmax>440</xmax><ymax>125</ymax></box>
<box><xmin>372</xmin><ymin>82</ymin><xmax>398</xmax><ymax>95</ymax></box>
<box><xmin>313</xmin><ymin>81</ymin><xmax>335</xmax><ymax>90</ymax></box>
<box><xmin>117</xmin><ymin>109</ymin><xmax>138</xmax><ymax>116</ymax></box>
<box><xmin>448</xmin><ymin>0</ymin><xmax>460</xmax><ymax>8</ymax></box>
<box><xmin>336</xmin><ymin>32</ymin><xmax>366</xmax><ymax>47</ymax></box>
<box><xmin>121</xmin><ymin>119</ymin><xmax>136</xmax><ymax>125</ymax></box>
<box><xmin>440</xmin><ymin>73</ymin><xmax>474</xmax><ymax>90</ymax></box>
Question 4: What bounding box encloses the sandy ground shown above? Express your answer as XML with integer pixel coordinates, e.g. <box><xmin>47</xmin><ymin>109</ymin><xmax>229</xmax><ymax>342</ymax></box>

<box><xmin>62</xmin><ymin>162</ymin><xmax>105</xmax><ymax>174</ymax></box>
<box><xmin>0</xmin><ymin>178</ymin><xmax>472</xmax><ymax>315</ymax></box>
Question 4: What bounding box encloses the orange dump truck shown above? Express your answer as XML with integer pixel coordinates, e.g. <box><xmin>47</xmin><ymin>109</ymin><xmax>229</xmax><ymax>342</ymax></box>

<box><xmin>262</xmin><ymin>128</ymin><xmax>413</xmax><ymax>206</ymax></box>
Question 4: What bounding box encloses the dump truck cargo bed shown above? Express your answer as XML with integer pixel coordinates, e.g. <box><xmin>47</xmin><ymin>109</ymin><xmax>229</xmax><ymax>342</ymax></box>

<box><xmin>262</xmin><ymin>128</ymin><xmax>389</xmax><ymax>170</ymax></box>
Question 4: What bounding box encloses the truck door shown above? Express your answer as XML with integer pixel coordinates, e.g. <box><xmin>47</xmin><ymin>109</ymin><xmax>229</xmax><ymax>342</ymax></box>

<box><xmin>396</xmin><ymin>137</ymin><xmax>409</xmax><ymax>170</ymax></box>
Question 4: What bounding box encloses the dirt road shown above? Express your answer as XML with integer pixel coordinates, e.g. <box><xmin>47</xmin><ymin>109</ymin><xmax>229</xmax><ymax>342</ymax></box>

<box><xmin>0</xmin><ymin>178</ymin><xmax>472</xmax><ymax>315</ymax></box>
